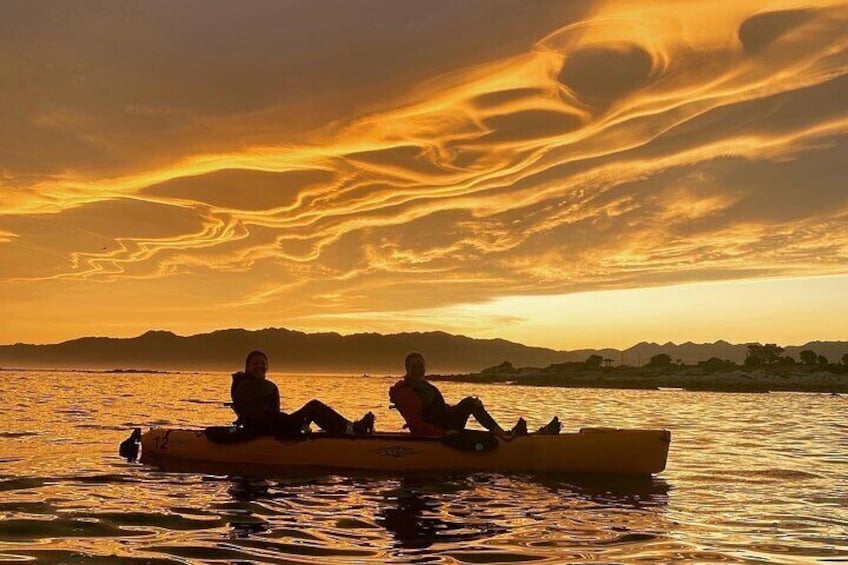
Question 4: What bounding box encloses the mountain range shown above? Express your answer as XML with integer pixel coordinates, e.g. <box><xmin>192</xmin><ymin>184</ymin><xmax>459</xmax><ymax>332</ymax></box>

<box><xmin>1</xmin><ymin>328</ymin><xmax>846</xmax><ymax>373</ymax></box>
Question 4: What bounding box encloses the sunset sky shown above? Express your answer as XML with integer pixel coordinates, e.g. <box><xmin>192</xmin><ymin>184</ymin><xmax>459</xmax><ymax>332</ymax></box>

<box><xmin>1</xmin><ymin>0</ymin><xmax>847</xmax><ymax>349</ymax></box>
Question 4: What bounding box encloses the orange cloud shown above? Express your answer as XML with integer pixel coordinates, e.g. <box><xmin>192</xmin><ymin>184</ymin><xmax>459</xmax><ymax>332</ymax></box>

<box><xmin>1</xmin><ymin>0</ymin><xmax>847</xmax><ymax>345</ymax></box>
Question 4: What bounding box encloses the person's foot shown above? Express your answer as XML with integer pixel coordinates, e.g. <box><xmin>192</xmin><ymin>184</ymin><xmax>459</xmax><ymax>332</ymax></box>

<box><xmin>352</xmin><ymin>411</ymin><xmax>376</xmax><ymax>435</ymax></box>
<box><xmin>510</xmin><ymin>417</ymin><xmax>528</xmax><ymax>437</ymax></box>
<box><xmin>496</xmin><ymin>417</ymin><xmax>527</xmax><ymax>441</ymax></box>
<box><xmin>536</xmin><ymin>416</ymin><xmax>561</xmax><ymax>435</ymax></box>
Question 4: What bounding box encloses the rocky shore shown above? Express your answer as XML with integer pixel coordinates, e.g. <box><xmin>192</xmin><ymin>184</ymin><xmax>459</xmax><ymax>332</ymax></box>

<box><xmin>430</xmin><ymin>362</ymin><xmax>848</xmax><ymax>393</ymax></box>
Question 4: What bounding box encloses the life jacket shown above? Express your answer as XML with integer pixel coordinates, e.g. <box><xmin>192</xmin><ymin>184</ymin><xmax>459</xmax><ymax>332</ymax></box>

<box><xmin>389</xmin><ymin>379</ymin><xmax>446</xmax><ymax>436</ymax></box>
<box><xmin>230</xmin><ymin>372</ymin><xmax>280</xmax><ymax>430</ymax></box>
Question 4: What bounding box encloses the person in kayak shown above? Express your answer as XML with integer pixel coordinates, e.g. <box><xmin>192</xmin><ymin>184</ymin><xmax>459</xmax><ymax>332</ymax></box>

<box><xmin>231</xmin><ymin>350</ymin><xmax>375</xmax><ymax>436</ymax></box>
<box><xmin>389</xmin><ymin>352</ymin><xmax>561</xmax><ymax>439</ymax></box>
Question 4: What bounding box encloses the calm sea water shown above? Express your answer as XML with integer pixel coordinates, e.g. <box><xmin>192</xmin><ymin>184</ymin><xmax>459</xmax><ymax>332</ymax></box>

<box><xmin>0</xmin><ymin>371</ymin><xmax>846</xmax><ymax>564</ymax></box>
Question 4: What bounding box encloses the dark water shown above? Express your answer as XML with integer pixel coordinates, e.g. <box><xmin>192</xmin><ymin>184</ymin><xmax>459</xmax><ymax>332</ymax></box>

<box><xmin>1</xmin><ymin>371</ymin><xmax>846</xmax><ymax>564</ymax></box>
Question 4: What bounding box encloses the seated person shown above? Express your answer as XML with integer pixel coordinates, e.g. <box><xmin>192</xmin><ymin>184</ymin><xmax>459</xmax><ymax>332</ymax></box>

<box><xmin>389</xmin><ymin>352</ymin><xmax>560</xmax><ymax>439</ymax></box>
<box><xmin>231</xmin><ymin>350</ymin><xmax>374</xmax><ymax>435</ymax></box>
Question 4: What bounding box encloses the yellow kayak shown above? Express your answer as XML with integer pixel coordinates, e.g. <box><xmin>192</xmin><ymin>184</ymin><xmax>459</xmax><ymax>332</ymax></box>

<box><xmin>138</xmin><ymin>427</ymin><xmax>670</xmax><ymax>476</ymax></box>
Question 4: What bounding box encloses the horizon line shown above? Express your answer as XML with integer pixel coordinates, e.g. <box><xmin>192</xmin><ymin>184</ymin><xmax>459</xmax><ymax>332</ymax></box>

<box><xmin>2</xmin><ymin>325</ymin><xmax>846</xmax><ymax>352</ymax></box>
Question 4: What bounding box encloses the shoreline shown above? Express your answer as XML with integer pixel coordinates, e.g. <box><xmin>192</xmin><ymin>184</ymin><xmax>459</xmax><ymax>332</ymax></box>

<box><xmin>429</xmin><ymin>367</ymin><xmax>848</xmax><ymax>394</ymax></box>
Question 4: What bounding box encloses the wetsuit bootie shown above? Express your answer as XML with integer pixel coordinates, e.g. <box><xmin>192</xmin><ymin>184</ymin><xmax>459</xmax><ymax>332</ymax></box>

<box><xmin>509</xmin><ymin>417</ymin><xmax>528</xmax><ymax>438</ymax></box>
<box><xmin>536</xmin><ymin>416</ymin><xmax>561</xmax><ymax>435</ymax></box>
<box><xmin>352</xmin><ymin>412</ymin><xmax>376</xmax><ymax>435</ymax></box>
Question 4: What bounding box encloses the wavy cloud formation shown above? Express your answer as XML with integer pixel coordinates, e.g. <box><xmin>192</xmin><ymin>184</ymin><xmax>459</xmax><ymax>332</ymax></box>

<box><xmin>1</xmin><ymin>0</ymin><xmax>847</xmax><ymax>344</ymax></box>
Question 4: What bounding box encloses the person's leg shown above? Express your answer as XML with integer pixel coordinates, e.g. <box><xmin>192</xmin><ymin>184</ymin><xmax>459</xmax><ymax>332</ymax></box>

<box><xmin>287</xmin><ymin>399</ymin><xmax>375</xmax><ymax>435</ymax></box>
<box><xmin>442</xmin><ymin>397</ymin><xmax>506</xmax><ymax>433</ymax></box>
<box><xmin>273</xmin><ymin>412</ymin><xmax>307</xmax><ymax>435</ymax></box>
<box><xmin>467</xmin><ymin>398</ymin><xmax>508</xmax><ymax>434</ymax></box>
<box><xmin>437</xmin><ymin>397</ymin><xmax>474</xmax><ymax>431</ymax></box>
<box><xmin>289</xmin><ymin>399</ymin><xmax>350</xmax><ymax>435</ymax></box>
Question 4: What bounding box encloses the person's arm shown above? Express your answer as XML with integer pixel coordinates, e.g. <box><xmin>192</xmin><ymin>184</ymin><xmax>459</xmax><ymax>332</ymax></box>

<box><xmin>392</xmin><ymin>385</ymin><xmax>444</xmax><ymax>436</ymax></box>
<box><xmin>267</xmin><ymin>381</ymin><xmax>281</xmax><ymax>414</ymax></box>
<box><xmin>429</xmin><ymin>382</ymin><xmax>448</xmax><ymax>412</ymax></box>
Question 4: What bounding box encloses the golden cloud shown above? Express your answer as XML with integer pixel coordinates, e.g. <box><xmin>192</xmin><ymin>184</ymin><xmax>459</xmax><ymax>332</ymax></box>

<box><xmin>1</xmin><ymin>0</ymin><xmax>847</xmax><ymax>343</ymax></box>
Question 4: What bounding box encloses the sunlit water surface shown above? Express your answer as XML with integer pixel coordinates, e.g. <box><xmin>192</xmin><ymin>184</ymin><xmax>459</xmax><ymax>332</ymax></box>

<box><xmin>0</xmin><ymin>371</ymin><xmax>846</xmax><ymax>564</ymax></box>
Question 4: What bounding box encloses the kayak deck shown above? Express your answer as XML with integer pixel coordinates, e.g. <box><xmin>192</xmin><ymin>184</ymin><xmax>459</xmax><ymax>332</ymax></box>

<box><xmin>140</xmin><ymin>427</ymin><xmax>671</xmax><ymax>476</ymax></box>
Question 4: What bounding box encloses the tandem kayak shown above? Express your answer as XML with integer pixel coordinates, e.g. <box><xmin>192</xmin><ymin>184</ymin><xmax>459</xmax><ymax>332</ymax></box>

<box><xmin>136</xmin><ymin>427</ymin><xmax>671</xmax><ymax>476</ymax></box>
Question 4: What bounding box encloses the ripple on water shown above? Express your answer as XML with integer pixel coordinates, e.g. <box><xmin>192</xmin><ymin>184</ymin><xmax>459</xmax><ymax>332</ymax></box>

<box><xmin>93</xmin><ymin>511</ymin><xmax>226</xmax><ymax>531</ymax></box>
<box><xmin>231</xmin><ymin>537</ymin><xmax>378</xmax><ymax>558</ymax></box>
<box><xmin>0</xmin><ymin>477</ymin><xmax>48</xmax><ymax>492</ymax></box>
<box><xmin>0</xmin><ymin>501</ymin><xmax>55</xmax><ymax>515</ymax></box>
<box><xmin>717</xmin><ymin>468</ymin><xmax>825</xmax><ymax>484</ymax></box>
<box><xmin>69</xmin><ymin>473</ymin><xmax>143</xmax><ymax>485</ymax></box>
<box><xmin>74</xmin><ymin>424</ymin><xmax>132</xmax><ymax>431</ymax></box>
<box><xmin>0</xmin><ymin>432</ymin><xmax>39</xmax><ymax>438</ymax></box>
<box><xmin>0</xmin><ymin>517</ymin><xmax>148</xmax><ymax>541</ymax></box>
<box><xmin>0</xmin><ymin>552</ymin><xmax>184</xmax><ymax>565</ymax></box>
<box><xmin>446</xmin><ymin>551</ymin><xmax>548</xmax><ymax>563</ymax></box>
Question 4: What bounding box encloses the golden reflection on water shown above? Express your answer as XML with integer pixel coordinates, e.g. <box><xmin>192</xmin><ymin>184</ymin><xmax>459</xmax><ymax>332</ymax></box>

<box><xmin>0</xmin><ymin>371</ymin><xmax>846</xmax><ymax>563</ymax></box>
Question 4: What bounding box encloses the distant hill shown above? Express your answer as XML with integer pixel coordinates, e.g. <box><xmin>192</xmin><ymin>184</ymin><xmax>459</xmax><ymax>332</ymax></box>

<box><xmin>0</xmin><ymin>328</ymin><xmax>845</xmax><ymax>373</ymax></box>
<box><xmin>0</xmin><ymin>328</ymin><xmax>578</xmax><ymax>373</ymax></box>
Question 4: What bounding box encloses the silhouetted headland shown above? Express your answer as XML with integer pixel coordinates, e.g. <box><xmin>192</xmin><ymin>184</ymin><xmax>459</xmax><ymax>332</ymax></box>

<box><xmin>0</xmin><ymin>367</ymin><xmax>176</xmax><ymax>374</ymax></box>
<box><xmin>432</xmin><ymin>345</ymin><xmax>848</xmax><ymax>393</ymax></box>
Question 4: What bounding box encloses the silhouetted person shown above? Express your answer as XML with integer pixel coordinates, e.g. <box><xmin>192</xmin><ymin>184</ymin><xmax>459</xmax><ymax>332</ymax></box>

<box><xmin>389</xmin><ymin>352</ymin><xmax>560</xmax><ymax>439</ymax></box>
<box><xmin>231</xmin><ymin>350</ymin><xmax>374</xmax><ymax>436</ymax></box>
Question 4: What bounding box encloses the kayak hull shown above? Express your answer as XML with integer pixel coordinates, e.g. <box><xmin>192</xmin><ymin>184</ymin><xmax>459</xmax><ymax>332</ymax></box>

<box><xmin>140</xmin><ymin>427</ymin><xmax>671</xmax><ymax>476</ymax></box>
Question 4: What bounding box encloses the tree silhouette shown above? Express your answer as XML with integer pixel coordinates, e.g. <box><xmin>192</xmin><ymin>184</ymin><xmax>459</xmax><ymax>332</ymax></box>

<box><xmin>799</xmin><ymin>349</ymin><xmax>818</xmax><ymax>365</ymax></box>
<box><xmin>585</xmin><ymin>354</ymin><xmax>603</xmax><ymax>368</ymax></box>
<box><xmin>744</xmin><ymin>343</ymin><xmax>784</xmax><ymax>367</ymax></box>
<box><xmin>843</xmin><ymin>353</ymin><xmax>848</xmax><ymax>366</ymax></box>
<box><xmin>648</xmin><ymin>353</ymin><xmax>672</xmax><ymax>367</ymax></box>
<box><xmin>699</xmin><ymin>357</ymin><xmax>736</xmax><ymax>373</ymax></box>
<box><xmin>817</xmin><ymin>354</ymin><xmax>828</xmax><ymax>365</ymax></box>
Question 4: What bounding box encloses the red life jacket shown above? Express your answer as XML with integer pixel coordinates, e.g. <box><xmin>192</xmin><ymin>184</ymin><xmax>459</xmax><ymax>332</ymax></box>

<box><xmin>389</xmin><ymin>379</ymin><xmax>445</xmax><ymax>436</ymax></box>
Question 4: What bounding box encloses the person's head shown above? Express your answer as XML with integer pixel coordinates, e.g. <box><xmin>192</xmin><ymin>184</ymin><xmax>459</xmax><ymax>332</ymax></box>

<box><xmin>244</xmin><ymin>350</ymin><xmax>268</xmax><ymax>378</ymax></box>
<box><xmin>404</xmin><ymin>352</ymin><xmax>426</xmax><ymax>381</ymax></box>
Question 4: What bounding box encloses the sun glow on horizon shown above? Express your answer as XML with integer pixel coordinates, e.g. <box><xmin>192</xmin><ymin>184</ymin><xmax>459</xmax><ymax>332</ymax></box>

<box><xmin>266</xmin><ymin>274</ymin><xmax>848</xmax><ymax>350</ymax></box>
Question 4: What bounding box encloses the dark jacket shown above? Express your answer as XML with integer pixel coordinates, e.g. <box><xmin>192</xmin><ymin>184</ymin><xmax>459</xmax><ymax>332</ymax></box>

<box><xmin>231</xmin><ymin>371</ymin><xmax>280</xmax><ymax>430</ymax></box>
<box><xmin>389</xmin><ymin>378</ymin><xmax>448</xmax><ymax>436</ymax></box>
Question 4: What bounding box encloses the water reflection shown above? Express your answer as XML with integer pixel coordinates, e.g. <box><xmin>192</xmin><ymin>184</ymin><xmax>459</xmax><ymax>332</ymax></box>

<box><xmin>551</xmin><ymin>475</ymin><xmax>671</xmax><ymax>509</ymax></box>
<box><xmin>377</xmin><ymin>476</ymin><xmax>508</xmax><ymax>550</ymax></box>
<box><xmin>226</xmin><ymin>477</ymin><xmax>272</xmax><ymax>537</ymax></box>
<box><xmin>3</xmin><ymin>372</ymin><xmax>848</xmax><ymax>563</ymax></box>
<box><xmin>212</xmin><ymin>471</ymin><xmax>672</xmax><ymax>564</ymax></box>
